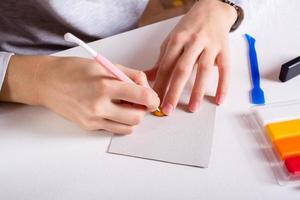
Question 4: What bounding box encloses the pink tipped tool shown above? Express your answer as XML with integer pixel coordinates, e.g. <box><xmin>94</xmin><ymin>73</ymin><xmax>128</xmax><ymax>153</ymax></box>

<box><xmin>64</xmin><ymin>33</ymin><xmax>134</xmax><ymax>84</ymax></box>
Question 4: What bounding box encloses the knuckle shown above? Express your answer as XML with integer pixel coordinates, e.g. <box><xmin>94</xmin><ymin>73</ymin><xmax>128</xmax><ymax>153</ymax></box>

<box><xmin>120</xmin><ymin>126</ymin><xmax>134</xmax><ymax>135</ymax></box>
<box><xmin>166</xmin><ymin>91</ymin><xmax>177</xmax><ymax>100</ymax></box>
<box><xmin>80</xmin><ymin>118</ymin><xmax>96</xmax><ymax>131</ymax></box>
<box><xmin>97</xmin><ymin>79</ymin><xmax>111</xmax><ymax>94</ymax></box>
<box><xmin>198</xmin><ymin>61</ymin><xmax>211</xmax><ymax>71</ymax></box>
<box><xmin>85</xmin><ymin>126</ymin><xmax>96</xmax><ymax>131</ymax></box>
<box><xmin>135</xmin><ymin>71</ymin><xmax>148</xmax><ymax>84</ymax></box>
<box><xmin>158</xmin><ymin>66</ymin><xmax>169</xmax><ymax>75</ymax></box>
<box><xmin>160</xmin><ymin>41</ymin><xmax>167</xmax><ymax>51</ymax></box>
<box><xmin>85</xmin><ymin>102</ymin><xmax>105</xmax><ymax>121</ymax></box>
<box><xmin>176</xmin><ymin>65</ymin><xmax>190</xmax><ymax>76</ymax></box>
<box><xmin>91</xmin><ymin>60</ymin><xmax>100</xmax><ymax>67</ymax></box>
<box><xmin>90</xmin><ymin>99</ymin><xmax>101</xmax><ymax>111</ymax></box>
<box><xmin>141</xmin><ymin>89</ymin><xmax>153</xmax><ymax>105</ymax></box>
<box><xmin>153</xmin><ymin>96</ymin><xmax>160</xmax><ymax>108</ymax></box>
<box><xmin>91</xmin><ymin>104</ymin><xmax>103</xmax><ymax>118</ymax></box>
<box><xmin>192</xmin><ymin>91</ymin><xmax>204</xmax><ymax>99</ymax></box>
<box><xmin>212</xmin><ymin>45</ymin><xmax>222</xmax><ymax>53</ymax></box>
<box><xmin>218</xmin><ymin>91</ymin><xmax>227</xmax><ymax>96</ymax></box>
<box><xmin>218</xmin><ymin>83</ymin><xmax>229</xmax><ymax>92</ymax></box>
<box><xmin>97</xmin><ymin>78</ymin><xmax>108</xmax><ymax>89</ymax></box>
<box><xmin>190</xmin><ymin>33</ymin><xmax>202</xmax><ymax>43</ymax></box>
<box><xmin>131</xmin><ymin>114</ymin><xmax>143</xmax><ymax>125</ymax></box>
<box><xmin>160</xmin><ymin>45</ymin><xmax>164</xmax><ymax>52</ymax></box>
<box><xmin>170</xmin><ymin>32</ymin><xmax>186</xmax><ymax>44</ymax></box>
<box><xmin>219</xmin><ymin>61</ymin><xmax>230</xmax><ymax>70</ymax></box>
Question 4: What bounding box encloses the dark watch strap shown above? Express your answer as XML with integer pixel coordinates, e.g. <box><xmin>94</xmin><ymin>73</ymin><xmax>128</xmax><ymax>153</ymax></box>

<box><xmin>220</xmin><ymin>0</ymin><xmax>244</xmax><ymax>32</ymax></box>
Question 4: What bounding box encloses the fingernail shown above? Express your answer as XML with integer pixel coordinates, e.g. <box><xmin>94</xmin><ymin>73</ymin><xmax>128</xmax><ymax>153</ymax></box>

<box><xmin>216</xmin><ymin>94</ymin><xmax>225</xmax><ymax>105</ymax></box>
<box><xmin>162</xmin><ymin>103</ymin><xmax>174</xmax><ymax>115</ymax></box>
<box><xmin>189</xmin><ymin>102</ymin><xmax>199</xmax><ymax>113</ymax></box>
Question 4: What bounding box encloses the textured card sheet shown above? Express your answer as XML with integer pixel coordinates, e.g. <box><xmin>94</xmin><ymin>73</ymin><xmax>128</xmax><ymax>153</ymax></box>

<box><xmin>108</xmin><ymin>92</ymin><xmax>216</xmax><ymax>167</ymax></box>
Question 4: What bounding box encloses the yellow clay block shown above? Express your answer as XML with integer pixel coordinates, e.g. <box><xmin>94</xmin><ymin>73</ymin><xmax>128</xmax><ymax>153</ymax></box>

<box><xmin>266</xmin><ymin>119</ymin><xmax>300</xmax><ymax>141</ymax></box>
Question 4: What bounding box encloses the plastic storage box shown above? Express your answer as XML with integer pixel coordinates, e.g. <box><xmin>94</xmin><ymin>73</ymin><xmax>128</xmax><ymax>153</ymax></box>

<box><xmin>247</xmin><ymin>100</ymin><xmax>300</xmax><ymax>185</ymax></box>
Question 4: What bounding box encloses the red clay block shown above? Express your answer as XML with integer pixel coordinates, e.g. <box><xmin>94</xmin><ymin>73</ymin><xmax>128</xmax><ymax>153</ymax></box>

<box><xmin>285</xmin><ymin>156</ymin><xmax>300</xmax><ymax>175</ymax></box>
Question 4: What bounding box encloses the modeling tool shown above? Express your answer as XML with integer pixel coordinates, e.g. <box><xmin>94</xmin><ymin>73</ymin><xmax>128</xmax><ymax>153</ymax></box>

<box><xmin>245</xmin><ymin>34</ymin><xmax>265</xmax><ymax>105</ymax></box>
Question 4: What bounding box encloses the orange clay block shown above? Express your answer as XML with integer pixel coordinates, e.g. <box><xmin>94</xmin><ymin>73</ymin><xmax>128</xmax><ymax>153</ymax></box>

<box><xmin>152</xmin><ymin>107</ymin><xmax>166</xmax><ymax>117</ymax></box>
<box><xmin>266</xmin><ymin>119</ymin><xmax>300</xmax><ymax>141</ymax></box>
<box><xmin>273</xmin><ymin>136</ymin><xmax>300</xmax><ymax>160</ymax></box>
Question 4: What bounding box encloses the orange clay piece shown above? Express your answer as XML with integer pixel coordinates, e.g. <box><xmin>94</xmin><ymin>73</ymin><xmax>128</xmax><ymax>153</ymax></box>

<box><xmin>172</xmin><ymin>0</ymin><xmax>184</xmax><ymax>7</ymax></box>
<box><xmin>274</xmin><ymin>136</ymin><xmax>300</xmax><ymax>160</ymax></box>
<box><xmin>152</xmin><ymin>107</ymin><xmax>166</xmax><ymax>117</ymax></box>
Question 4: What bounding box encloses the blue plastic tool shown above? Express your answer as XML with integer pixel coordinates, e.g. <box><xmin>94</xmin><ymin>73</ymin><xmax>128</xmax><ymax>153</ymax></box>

<box><xmin>245</xmin><ymin>34</ymin><xmax>265</xmax><ymax>105</ymax></box>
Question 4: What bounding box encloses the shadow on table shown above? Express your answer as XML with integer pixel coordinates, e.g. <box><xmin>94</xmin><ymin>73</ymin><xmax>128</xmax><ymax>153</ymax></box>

<box><xmin>0</xmin><ymin>103</ymin><xmax>110</xmax><ymax>140</ymax></box>
<box><xmin>177</xmin><ymin>96</ymin><xmax>215</xmax><ymax>113</ymax></box>
<box><xmin>262</xmin><ymin>67</ymin><xmax>281</xmax><ymax>83</ymax></box>
<box><xmin>293</xmin><ymin>185</ymin><xmax>300</xmax><ymax>191</ymax></box>
<box><xmin>234</xmin><ymin>113</ymin><xmax>278</xmax><ymax>185</ymax></box>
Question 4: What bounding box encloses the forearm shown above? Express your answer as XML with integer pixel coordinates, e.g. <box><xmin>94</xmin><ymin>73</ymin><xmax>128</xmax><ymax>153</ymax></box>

<box><xmin>0</xmin><ymin>54</ymin><xmax>159</xmax><ymax>133</ymax></box>
<box><xmin>0</xmin><ymin>55</ymin><xmax>52</xmax><ymax>106</ymax></box>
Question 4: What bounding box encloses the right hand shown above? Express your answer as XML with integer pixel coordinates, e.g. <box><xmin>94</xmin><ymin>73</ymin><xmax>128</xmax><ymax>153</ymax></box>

<box><xmin>1</xmin><ymin>56</ymin><xmax>160</xmax><ymax>134</ymax></box>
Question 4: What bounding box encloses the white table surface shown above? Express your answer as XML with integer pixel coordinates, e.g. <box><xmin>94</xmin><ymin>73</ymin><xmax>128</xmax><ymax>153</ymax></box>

<box><xmin>1</xmin><ymin>1</ymin><xmax>300</xmax><ymax>199</ymax></box>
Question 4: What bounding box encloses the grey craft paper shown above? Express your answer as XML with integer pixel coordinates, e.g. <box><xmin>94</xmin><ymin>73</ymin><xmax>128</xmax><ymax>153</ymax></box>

<box><xmin>108</xmin><ymin>93</ymin><xmax>216</xmax><ymax>167</ymax></box>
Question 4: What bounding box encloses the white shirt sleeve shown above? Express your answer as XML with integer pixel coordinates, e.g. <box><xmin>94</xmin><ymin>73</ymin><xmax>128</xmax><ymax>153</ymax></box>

<box><xmin>0</xmin><ymin>52</ymin><xmax>14</xmax><ymax>92</ymax></box>
<box><xmin>229</xmin><ymin>0</ymin><xmax>254</xmax><ymax>32</ymax></box>
<box><xmin>231</xmin><ymin>0</ymin><xmax>263</xmax><ymax>20</ymax></box>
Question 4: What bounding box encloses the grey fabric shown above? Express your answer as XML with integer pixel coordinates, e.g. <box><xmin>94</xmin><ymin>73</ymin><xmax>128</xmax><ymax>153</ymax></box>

<box><xmin>0</xmin><ymin>0</ymin><xmax>148</xmax><ymax>55</ymax></box>
<box><xmin>0</xmin><ymin>0</ymin><xmax>148</xmax><ymax>92</ymax></box>
<box><xmin>0</xmin><ymin>0</ymin><xmax>248</xmax><ymax>92</ymax></box>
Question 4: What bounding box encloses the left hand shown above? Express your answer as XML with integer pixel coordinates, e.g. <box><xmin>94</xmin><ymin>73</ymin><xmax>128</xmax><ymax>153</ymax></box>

<box><xmin>146</xmin><ymin>0</ymin><xmax>238</xmax><ymax>115</ymax></box>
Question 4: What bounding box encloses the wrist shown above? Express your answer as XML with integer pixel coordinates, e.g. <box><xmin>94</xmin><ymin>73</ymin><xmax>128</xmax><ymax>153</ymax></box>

<box><xmin>218</xmin><ymin>0</ymin><xmax>244</xmax><ymax>32</ymax></box>
<box><xmin>216</xmin><ymin>0</ymin><xmax>238</xmax><ymax>31</ymax></box>
<box><xmin>194</xmin><ymin>0</ymin><xmax>238</xmax><ymax>32</ymax></box>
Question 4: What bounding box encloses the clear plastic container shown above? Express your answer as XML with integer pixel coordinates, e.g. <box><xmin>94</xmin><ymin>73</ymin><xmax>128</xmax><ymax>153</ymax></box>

<box><xmin>246</xmin><ymin>100</ymin><xmax>300</xmax><ymax>185</ymax></box>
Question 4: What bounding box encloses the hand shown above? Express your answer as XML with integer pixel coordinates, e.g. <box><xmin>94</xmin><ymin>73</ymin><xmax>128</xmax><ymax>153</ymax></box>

<box><xmin>0</xmin><ymin>56</ymin><xmax>160</xmax><ymax>134</ymax></box>
<box><xmin>147</xmin><ymin>0</ymin><xmax>237</xmax><ymax>115</ymax></box>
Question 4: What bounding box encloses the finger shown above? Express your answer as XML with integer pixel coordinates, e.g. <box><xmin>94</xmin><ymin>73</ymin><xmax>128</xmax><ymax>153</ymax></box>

<box><xmin>78</xmin><ymin>117</ymin><xmax>133</xmax><ymax>134</ymax></box>
<box><xmin>116</xmin><ymin>64</ymin><xmax>150</xmax><ymax>87</ymax></box>
<box><xmin>103</xmin><ymin>103</ymin><xmax>146</xmax><ymax>126</ymax></box>
<box><xmin>101</xmin><ymin>119</ymin><xmax>135</xmax><ymax>135</ymax></box>
<box><xmin>110</xmin><ymin>81</ymin><xmax>160</xmax><ymax>112</ymax></box>
<box><xmin>161</xmin><ymin>43</ymin><xmax>204</xmax><ymax>115</ymax></box>
<box><xmin>155</xmin><ymin>36</ymin><xmax>170</xmax><ymax>69</ymax></box>
<box><xmin>145</xmin><ymin>37</ymin><xmax>169</xmax><ymax>81</ymax></box>
<box><xmin>152</xmin><ymin>36</ymin><xmax>184</xmax><ymax>101</ymax></box>
<box><xmin>144</xmin><ymin>67</ymin><xmax>158</xmax><ymax>82</ymax></box>
<box><xmin>188</xmin><ymin>49</ymin><xmax>217</xmax><ymax>112</ymax></box>
<box><xmin>215</xmin><ymin>49</ymin><xmax>230</xmax><ymax>105</ymax></box>
<box><xmin>144</xmin><ymin>37</ymin><xmax>169</xmax><ymax>81</ymax></box>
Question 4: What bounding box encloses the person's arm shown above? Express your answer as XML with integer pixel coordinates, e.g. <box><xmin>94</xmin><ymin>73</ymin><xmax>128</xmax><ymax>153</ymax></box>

<box><xmin>0</xmin><ymin>55</ymin><xmax>160</xmax><ymax>134</ymax></box>
<box><xmin>147</xmin><ymin>0</ymin><xmax>245</xmax><ymax>115</ymax></box>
